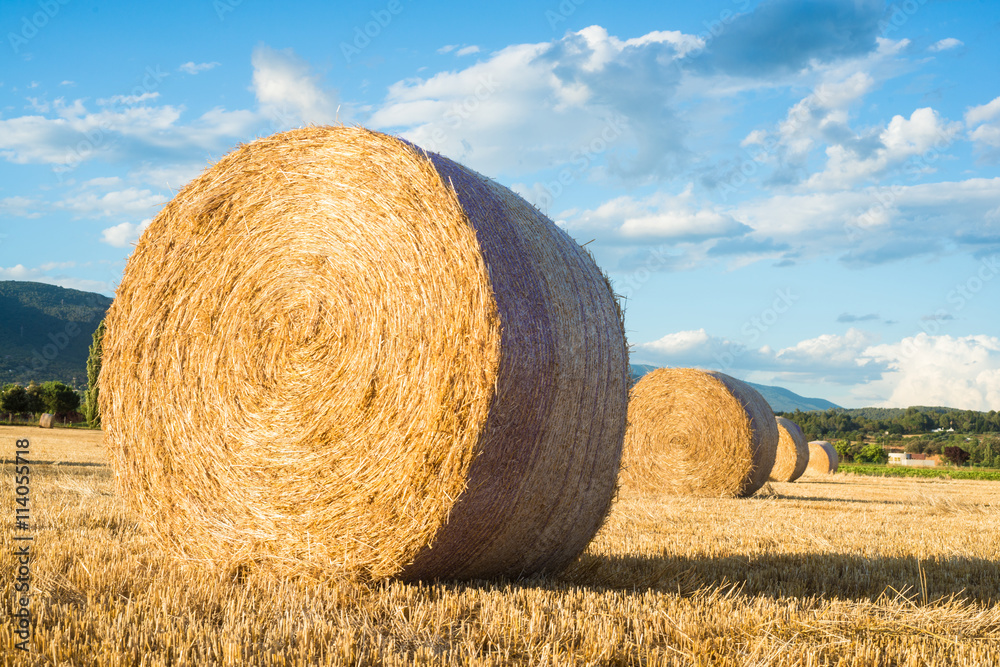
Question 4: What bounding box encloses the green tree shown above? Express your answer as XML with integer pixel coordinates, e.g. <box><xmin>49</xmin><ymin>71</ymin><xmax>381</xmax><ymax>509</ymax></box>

<box><xmin>856</xmin><ymin>443</ymin><xmax>888</xmax><ymax>464</ymax></box>
<box><xmin>989</xmin><ymin>411</ymin><xmax>1000</xmax><ymax>431</ymax></box>
<box><xmin>901</xmin><ymin>408</ymin><xmax>935</xmax><ymax>433</ymax></box>
<box><xmin>84</xmin><ymin>318</ymin><xmax>105</xmax><ymax>427</ymax></box>
<box><xmin>41</xmin><ymin>381</ymin><xmax>80</xmax><ymax>415</ymax></box>
<box><xmin>1</xmin><ymin>384</ymin><xmax>30</xmax><ymax>415</ymax></box>
<box><xmin>980</xmin><ymin>436</ymin><xmax>1000</xmax><ymax>468</ymax></box>
<box><xmin>25</xmin><ymin>382</ymin><xmax>45</xmax><ymax>413</ymax></box>
<box><xmin>833</xmin><ymin>440</ymin><xmax>860</xmax><ymax>463</ymax></box>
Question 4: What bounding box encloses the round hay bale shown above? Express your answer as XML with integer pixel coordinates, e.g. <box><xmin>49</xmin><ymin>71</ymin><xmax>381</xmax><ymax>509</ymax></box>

<box><xmin>621</xmin><ymin>368</ymin><xmax>778</xmax><ymax>498</ymax></box>
<box><xmin>769</xmin><ymin>416</ymin><xmax>809</xmax><ymax>482</ymax></box>
<box><xmin>39</xmin><ymin>413</ymin><xmax>56</xmax><ymax>429</ymax></box>
<box><xmin>806</xmin><ymin>440</ymin><xmax>839</xmax><ymax>475</ymax></box>
<box><xmin>99</xmin><ymin>126</ymin><xmax>629</xmax><ymax>581</ymax></box>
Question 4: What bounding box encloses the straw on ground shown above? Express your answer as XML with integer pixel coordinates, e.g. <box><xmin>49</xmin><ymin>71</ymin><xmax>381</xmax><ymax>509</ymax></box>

<box><xmin>3</xmin><ymin>425</ymin><xmax>998</xmax><ymax>666</ymax></box>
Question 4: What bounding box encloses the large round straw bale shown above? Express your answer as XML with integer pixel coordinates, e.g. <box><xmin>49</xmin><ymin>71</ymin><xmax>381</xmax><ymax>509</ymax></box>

<box><xmin>621</xmin><ymin>368</ymin><xmax>778</xmax><ymax>497</ymax></box>
<box><xmin>769</xmin><ymin>416</ymin><xmax>809</xmax><ymax>482</ymax></box>
<box><xmin>806</xmin><ymin>440</ymin><xmax>839</xmax><ymax>475</ymax></box>
<box><xmin>99</xmin><ymin>126</ymin><xmax>629</xmax><ymax>581</ymax></box>
<box><xmin>39</xmin><ymin>413</ymin><xmax>55</xmax><ymax>429</ymax></box>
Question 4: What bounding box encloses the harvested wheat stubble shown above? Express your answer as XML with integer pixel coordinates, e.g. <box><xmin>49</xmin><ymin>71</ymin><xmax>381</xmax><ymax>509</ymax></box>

<box><xmin>99</xmin><ymin>126</ymin><xmax>629</xmax><ymax>581</ymax></box>
<box><xmin>621</xmin><ymin>368</ymin><xmax>778</xmax><ymax>498</ymax></box>
<box><xmin>806</xmin><ymin>440</ymin><xmax>839</xmax><ymax>475</ymax></box>
<box><xmin>769</xmin><ymin>416</ymin><xmax>809</xmax><ymax>482</ymax></box>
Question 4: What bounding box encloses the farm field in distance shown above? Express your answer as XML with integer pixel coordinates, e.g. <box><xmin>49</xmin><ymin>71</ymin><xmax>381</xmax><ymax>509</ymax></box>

<box><xmin>2</xmin><ymin>424</ymin><xmax>999</xmax><ymax>665</ymax></box>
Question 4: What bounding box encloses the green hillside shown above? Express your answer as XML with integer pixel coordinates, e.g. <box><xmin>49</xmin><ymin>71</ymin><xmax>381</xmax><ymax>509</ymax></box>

<box><xmin>0</xmin><ymin>281</ymin><xmax>111</xmax><ymax>389</ymax></box>
<box><xmin>829</xmin><ymin>406</ymin><xmax>956</xmax><ymax>419</ymax></box>
<box><xmin>629</xmin><ymin>364</ymin><xmax>842</xmax><ymax>413</ymax></box>
<box><xmin>744</xmin><ymin>381</ymin><xmax>841</xmax><ymax>412</ymax></box>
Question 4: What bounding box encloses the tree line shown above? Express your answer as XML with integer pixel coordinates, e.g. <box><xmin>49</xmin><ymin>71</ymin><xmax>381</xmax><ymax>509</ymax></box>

<box><xmin>1</xmin><ymin>318</ymin><xmax>104</xmax><ymax>427</ymax></box>
<box><xmin>778</xmin><ymin>406</ymin><xmax>1000</xmax><ymax>440</ymax></box>
<box><xmin>0</xmin><ymin>380</ymin><xmax>81</xmax><ymax>416</ymax></box>
<box><xmin>780</xmin><ymin>407</ymin><xmax>1000</xmax><ymax>468</ymax></box>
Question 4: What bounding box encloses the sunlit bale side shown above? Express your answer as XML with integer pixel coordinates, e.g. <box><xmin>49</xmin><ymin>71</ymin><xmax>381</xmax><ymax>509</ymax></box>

<box><xmin>100</xmin><ymin>126</ymin><xmax>629</xmax><ymax>581</ymax></box>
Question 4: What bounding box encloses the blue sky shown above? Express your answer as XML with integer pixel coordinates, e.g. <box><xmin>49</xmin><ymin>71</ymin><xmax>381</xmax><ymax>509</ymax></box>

<box><xmin>1</xmin><ymin>0</ymin><xmax>999</xmax><ymax>409</ymax></box>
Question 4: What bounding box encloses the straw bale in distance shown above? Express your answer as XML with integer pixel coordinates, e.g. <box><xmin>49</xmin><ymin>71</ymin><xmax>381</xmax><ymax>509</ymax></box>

<box><xmin>99</xmin><ymin>126</ymin><xmax>629</xmax><ymax>581</ymax></box>
<box><xmin>770</xmin><ymin>416</ymin><xmax>809</xmax><ymax>482</ymax></box>
<box><xmin>621</xmin><ymin>368</ymin><xmax>778</xmax><ymax>498</ymax></box>
<box><xmin>806</xmin><ymin>440</ymin><xmax>839</xmax><ymax>475</ymax></box>
<box><xmin>39</xmin><ymin>413</ymin><xmax>55</xmax><ymax>428</ymax></box>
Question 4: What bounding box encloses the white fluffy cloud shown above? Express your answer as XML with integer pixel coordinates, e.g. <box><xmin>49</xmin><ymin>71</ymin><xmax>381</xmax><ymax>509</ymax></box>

<box><xmin>634</xmin><ymin>327</ymin><xmax>885</xmax><ymax>383</ymax></box>
<box><xmin>865</xmin><ymin>334</ymin><xmax>1000</xmax><ymax>410</ymax></box>
<box><xmin>0</xmin><ymin>196</ymin><xmax>42</xmax><ymax>218</ymax></box>
<box><xmin>733</xmin><ymin>39</ymin><xmax>912</xmax><ymax>183</ymax></box>
<box><xmin>725</xmin><ymin>37</ymin><xmax>970</xmax><ymax>194</ymax></box>
<box><xmin>966</xmin><ymin>97</ymin><xmax>1000</xmax><ymax>128</ymax></box>
<box><xmin>774</xmin><ymin>328</ymin><xmax>882</xmax><ymax>377</ymax></box>
<box><xmin>971</xmin><ymin>124</ymin><xmax>1000</xmax><ymax>150</ymax></box>
<box><xmin>636</xmin><ymin>329</ymin><xmax>769</xmax><ymax>370</ymax></box>
<box><xmin>97</xmin><ymin>92</ymin><xmax>161</xmax><ymax>106</ymax></box>
<box><xmin>765</xmin><ymin>71</ymin><xmax>876</xmax><ymax>163</ymax></box>
<box><xmin>438</xmin><ymin>45</ymin><xmax>483</xmax><ymax>57</ymax></box>
<box><xmin>805</xmin><ymin>107</ymin><xmax>963</xmax><ymax>190</ymax></box>
<box><xmin>559</xmin><ymin>187</ymin><xmax>749</xmax><ymax>245</ymax></box>
<box><xmin>370</xmin><ymin>40</ymin><xmax>574</xmax><ymax>173</ymax></box>
<box><xmin>100</xmin><ymin>219</ymin><xmax>152</xmax><ymax>247</ymax></box>
<box><xmin>0</xmin><ymin>264</ymin><xmax>112</xmax><ymax>293</ymax></box>
<box><xmin>179</xmin><ymin>61</ymin><xmax>220</xmax><ymax>75</ymax></box>
<box><xmin>0</xmin><ymin>264</ymin><xmax>46</xmax><ymax>280</ymax></box>
<box><xmin>929</xmin><ymin>38</ymin><xmax>963</xmax><ymax>52</ymax></box>
<box><xmin>559</xmin><ymin>172</ymin><xmax>1000</xmax><ymax>269</ymax></box>
<box><xmin>251</xmin><ymin>45</ymin><xmax>339</xmax><ymax>128</ymax></box>
<box><xmin>0</xmin><ymin>96</ymin><xmax>257</xmax><ymax>167</ymax></box>
<box><xmin>966</xmin><ymin>96</ymin><xmax>1000</xmax><ymax>158</ymax></box>
<box><xmin>633</xmin><ymin>328</ymin><xmax>1000</xmax><ymax>410</ymax></box>
<box><xmin>56</xmin><ymin>188</ymin><xmax>163</xmax><ymax>218</ymax></box>
<box><xmin>128</xmin><ymin>162</ymin><xmax>206</xmax><ymax>190</ymax></box>
<box><xmin>369</xmin><ymin>25</ymin><xmax>699</xmax><ymax>178</ymax></box>
<box><xmin>733</xmin><ymin>178</ymin><xmax>1000</xmax><ymax>265</ymax></box>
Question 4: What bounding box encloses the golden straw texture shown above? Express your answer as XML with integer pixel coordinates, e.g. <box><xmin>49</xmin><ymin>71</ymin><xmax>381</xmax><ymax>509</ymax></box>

<box><xmin>806</xmin><ymin>440</ymin><xmax>840</xmax><ymax>475</ymax></box>
<box><xmin>99</xmin><ymin>126</ymin><xmax>629</xmax><ymax>581</ymax></box>
<box><xmin>621</xmin><ymin>368</ymin><xmax>778</xmax><ymax>498</ymax></box>
<box><xmin>769</xmin><ymin>416</ymin><xmax>809</xmax><ymax>482</ymax></box>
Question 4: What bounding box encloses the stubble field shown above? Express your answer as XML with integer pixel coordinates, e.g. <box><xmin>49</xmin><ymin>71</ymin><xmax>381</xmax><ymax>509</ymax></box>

<box><xmin>2</xmin><ymin>424</ymin><xmax>999</xmax><ymax>666</ymax></box>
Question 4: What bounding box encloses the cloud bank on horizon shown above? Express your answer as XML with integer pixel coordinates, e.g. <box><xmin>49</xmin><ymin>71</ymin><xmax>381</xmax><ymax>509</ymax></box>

<box><xmin>0</xmin><ymin>0</ymin><xmax>998</xmax><ymax>410</ymax></box>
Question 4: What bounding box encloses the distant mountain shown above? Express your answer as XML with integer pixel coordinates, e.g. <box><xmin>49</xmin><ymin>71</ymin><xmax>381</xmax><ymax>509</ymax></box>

<box><xmin>629</xmin><ymin>364</ymin><xmax>842</xmax><ymax>413</ymax></box>
<box><xmin>0</xmin><ymin>281</ymin><xmax>111</xmax><ymax>389</ymax></box>
<box><xmin>743</xmin><ymin>381</ymin><xmax>841</xmax><ymax>413</ymax></box>
<box><xmin>629</xmin><ymin>364</ymin><xmax>660</xmax><ymax>384</ymax></box>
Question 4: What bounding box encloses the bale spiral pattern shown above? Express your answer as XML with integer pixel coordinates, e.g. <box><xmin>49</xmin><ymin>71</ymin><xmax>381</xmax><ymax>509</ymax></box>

<box><xmin>621</xmin><ymin>368</ymin><xmax>778</xmax><ymax>498</ymax></box>
<box><xmin>99</xmin><ymin>126</ymin><xmax>629</xmax><ymax>580</ymax></box>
